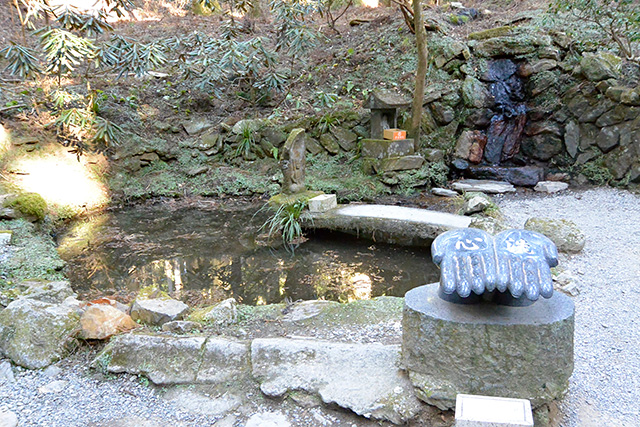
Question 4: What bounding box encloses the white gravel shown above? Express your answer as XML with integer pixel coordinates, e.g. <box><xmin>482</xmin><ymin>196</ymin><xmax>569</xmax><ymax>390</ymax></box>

<box><xmin>496</xmin><ymin>187</ymin><xmax>640</xmax><ymax>427</ymax></box>
<box><xmin>1</xmin><ymin>187</ymin><xmax>639</xmax><ymax>426</ymax></box>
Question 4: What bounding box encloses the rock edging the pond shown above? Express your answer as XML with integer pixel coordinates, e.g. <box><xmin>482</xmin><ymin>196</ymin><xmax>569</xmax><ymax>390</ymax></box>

<box><xmin>94</xmin><ymin>334</ymin><xmax>422</xmax><ymax>424</ymax></box>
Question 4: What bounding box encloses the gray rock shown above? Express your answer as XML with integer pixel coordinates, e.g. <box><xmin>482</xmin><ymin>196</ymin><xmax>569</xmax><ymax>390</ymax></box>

<box><xmin>308</xmin><ymin>204</ymin><xmax>471</xmax><ymax>247</ymax></box>
<box><xmin>452</xmin><ymin>179</ymin><xmax>516</xmax><ymax>194</ymax></box>
<box><xmin>462</xmin><ymin>76</ymin><xmax>493</xmax><ymax>108</ymax></box>
<box><xmin>130</xmin><ymin>298</ymin><xmax>189</xmax><ymax>326</ymax></box>
<box><xmin>578</xmin><ymin>99</ymin><xmax>616</xmax><ymax>124</ymax></box>
<box><xmin>282</xmin><ymin>300</ymin><xmax>339</xmax><ymax>322</ymax></box>
<box><xmin>524</xmin><ymin>217</ymin><xmax>586</xmax><ymax>253</ymax></box>
<box><xmin>0</xmin><ymin>298</ymin><xmax>79</xmax><ymax>369</ymax></box>
<box><xmin>424</xmin><ymin>148</ymin><xmax>445</xmax><ymax>162</ymax></box>
<box><xmin>460</xmin><ymin>193</ymin><xmax>495</xmax><ymax>215</ymax></box>
<box><xmin>43</xmin><ymin>365</ymin><xmax>62</xmax><ymax>378</ymax></box>
<box><xmin>0</xmin><ymin>360</ymin><xmax>14</xmax><ymax>383</ymax></box>
<box><xmin>473</xmin><ymin>35</ymin><xmax>543</xmax><ymax>57</ymax></box>
<box><xmin>564</xmin><ymin>120</ymin><xmax>579</xmax><ymax>158</ymax></box>
<box><xmin>303</xmin><ymin>134</ymin><xmax>324</xmax><ymax>155</ymax></box>
<box><xmin>330</xmin><ymin>127</ymin><xmax>358</xmax><ymax>152</ymax></box>
<box><xmin>534</xmin><ymin>181</ymin><xmax>569</xmax><ymax>193</ymax></box>
<box><xmin>164</xmin><ymin>389</ymin><xmax>241</xmax><ymax>417</ymax></box>
<box><xmin>95</xmin><ymin>334</ymin><xmax>250</xmax><ymax>385</ymax></box>
<box><xmin>596</xmin><ymin>105</ymin><xmax>638</xmax><ymax>127</ymax></box>
<box><xmin>318</xmin><ymin>133</ymin><xmax>340</xmax><ymax>154</ymax></box>
<box><xmin>161</xmin><ymin>320</ymin><xmax>202</xmax><ymax>334</ymax></box>
<box><xmin>201</xmin><ymin>298</ymin><xmax>238</xmax><ymax>325</ymax></box>
<box><xmin>251</xmin><ymin>338</ymin><xmax>422</xmax><ymax>424</ymax></box>
<box><xmin>431</xmin><ymin>188</ymin><xmax>459</xmax><ymax>198</ymax></box>
<box><xmin>0</xmin><ymin>411</ymin><xmax>18</xmax><ymax>427</ymax></box>
<box><xmin>245</xmin><ymin>412</ymin><xmax>290</xmax><ymax>427</ymax></box>
<box><xmin>231</xmin><ymin>119</ymin><xmax>263</xmax><ymax>135</ymax></box>
<box><xmin>580</xmin><ymin>52</ymin><xmax>620</xmax><ymax>81</ymax></box>
<box><xmin>402</xmin><ymin>284</ymin><xmax>574</xmax><ymax>410</ymax></box>
<box><xmin>261</xmin><ymin>127</ymin><xmax>286</xmax><ymax>147</ymax></box>
<box><xmin>430</xmin><ymin>102</ymin><xmax>455</xmax><ymax>125</ymax></box>
<box><xmin>604</xmin><ymin>145</ymin><xmax>637</xmax><ymax>180</ymax></box>
<box><xmin>522</xmin><ymin>133</ymin><xmax>563</xmax><ymax>161</ymax></box>
<box><xmin>183</xmin><ymin>119</ymin><xmax>215</xmax><ymax>135</ymax></box>
<box><xmin>20</xmin><ymin>280</ymin><xmax>75</xmax><ymax>304</ymax></box>
<box><xmin>454</xmin><ymin>130</ymin><xmax>487</xmax><ymax>163</ymax></box>
<box><xmin>38</xmin><ymin>379</ymin><xmax>68</xmax><ymax>393</ymax></box>
<box><xmin>596</xmin><ymin>126</ymin><xmax>620</xmax><ymax>153</ymax></box>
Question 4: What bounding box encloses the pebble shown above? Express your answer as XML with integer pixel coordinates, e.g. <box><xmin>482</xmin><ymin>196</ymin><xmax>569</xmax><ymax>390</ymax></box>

<box><xmin>0</xmin><ymin>411</ymin><xmax>18</xmax><ymax>427</ymax></box>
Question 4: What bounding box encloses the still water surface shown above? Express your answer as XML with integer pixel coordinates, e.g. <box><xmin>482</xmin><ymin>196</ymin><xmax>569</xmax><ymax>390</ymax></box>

<box><xmin>57</xmin><ymin>202</ymin><xmax>439</xmax><ymax>305</ymax></box>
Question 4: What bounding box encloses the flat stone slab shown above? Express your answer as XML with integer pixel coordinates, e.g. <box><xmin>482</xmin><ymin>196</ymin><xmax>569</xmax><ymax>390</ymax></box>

<box><xmin>361</xmin><ymin>139</ymin><xmax>415</xmax><ymax>159</ymax></box>
<box><xmin>308</xmin><ymin>205</ymin><xmax>472</xmax><ymax>247</ymax></box>
<box><xmin>455</xmin><ymin>394</ymin><xmax>533</xmax><ymax>427</ymax></box>
<box><xmin>251</xmin><ymin>338</ymin><xmax>422</xmax><ymax>424</ymax></box>
<box><xmin>94</xmin><ymin>334</ymin><xmax>250</xmax><ymax>385</ymax></box>
<box><xmin>402</xmin><ymin>283</ymin><xmax>574</xmax><ymax>410</ymax></box>
<box><xmin>452</xmin><ymin>179</ymin><xmax>516</xmax><ymax>193</ymax></box>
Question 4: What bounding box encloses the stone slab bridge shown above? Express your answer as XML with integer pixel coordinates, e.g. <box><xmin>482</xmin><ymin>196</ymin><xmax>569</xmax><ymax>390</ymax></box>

<box><xmin>306</xmin><ymin>204</ymin><xmax>472</xmax><ymax>247</ymax></box>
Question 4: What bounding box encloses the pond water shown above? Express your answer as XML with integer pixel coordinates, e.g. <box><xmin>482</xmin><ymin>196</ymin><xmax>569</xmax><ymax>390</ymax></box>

<box><xmin>57</xmin><ymin>202</ymin><xmax>439</xmax><ymax>305</ymax></box>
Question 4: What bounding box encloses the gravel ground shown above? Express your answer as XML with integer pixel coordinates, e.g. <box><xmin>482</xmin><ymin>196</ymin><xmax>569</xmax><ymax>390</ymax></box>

<box><xmin>495</xmin><ymin>187</ymin><xmax>640</xmax><ymax>427</ymax></box>
<box><xmin>1</xmin><ymin>187</ymin><xmax>639</xmax><ymax>426</ymax></box>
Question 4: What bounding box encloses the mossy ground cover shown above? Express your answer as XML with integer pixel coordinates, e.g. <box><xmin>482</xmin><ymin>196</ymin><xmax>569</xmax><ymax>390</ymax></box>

<box><xmin>0</xmin><ymin>219</ymin><xmax>65</xmax><ymax>288</ymax></box>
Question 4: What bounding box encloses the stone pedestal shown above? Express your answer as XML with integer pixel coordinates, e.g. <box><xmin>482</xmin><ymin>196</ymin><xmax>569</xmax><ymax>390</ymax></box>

<box><xmin>402</xmin><ymin>283</ymin><xmax>574</xmax><ymax>410</ymax></box>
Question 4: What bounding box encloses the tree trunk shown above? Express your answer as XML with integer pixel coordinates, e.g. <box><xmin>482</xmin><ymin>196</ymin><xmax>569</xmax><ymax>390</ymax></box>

<box><xmin>409</xmin><ymin>0</ymin><xmax>428</xmax><ymax>143</ymax></box>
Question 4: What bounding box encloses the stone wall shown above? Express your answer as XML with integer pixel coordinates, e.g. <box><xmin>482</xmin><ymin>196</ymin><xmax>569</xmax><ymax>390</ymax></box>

<box><xmin>425</xmin><ymin>27</ymin><xmax>640</xmax><ymax>186</ymax></box>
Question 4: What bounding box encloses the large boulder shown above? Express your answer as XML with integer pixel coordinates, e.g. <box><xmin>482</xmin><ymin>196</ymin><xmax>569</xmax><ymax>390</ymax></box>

<box><xmin>251</xmin><ymin>338</ymin><xmax>422</xmax><ymax>424</ymax></box>
<box><xmin>0</xmin><ymin>298</ymin><xmax>80</xmax><ymax>369</ymax></box>
<box><xmin>524</xmin><ymin>217</ymin><xmax>586</xmax><ymax>253</ymax></box>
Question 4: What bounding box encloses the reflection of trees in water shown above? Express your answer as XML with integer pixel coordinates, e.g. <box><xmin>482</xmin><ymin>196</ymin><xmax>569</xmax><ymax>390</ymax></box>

<box><xmin>59</xmin><ymin>208</ymin><xmax>436</xmax><ymax>305</ymax></box>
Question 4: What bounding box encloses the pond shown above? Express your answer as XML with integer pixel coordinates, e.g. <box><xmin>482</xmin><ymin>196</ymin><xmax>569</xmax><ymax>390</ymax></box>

<box><xmin>57</xmin><ymin>201</ymin><xmax>439</xmax><ymax>306</ymax></box>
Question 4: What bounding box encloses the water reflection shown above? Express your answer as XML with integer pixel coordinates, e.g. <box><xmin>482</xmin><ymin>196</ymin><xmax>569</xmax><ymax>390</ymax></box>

<box><xmin>57</xmin><ymin>203</ymin><xmax>439</xmax><ymax>305</ymax></box>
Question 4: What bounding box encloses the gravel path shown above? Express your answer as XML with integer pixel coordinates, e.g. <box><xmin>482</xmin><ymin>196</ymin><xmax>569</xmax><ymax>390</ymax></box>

<box><xmin>1</xmin><ymin>187</ymin><xmax>639</xmax><ymax>426</ymax></box>
<box><xmin>496</xmin><ymin>187</ymin><xmax>640</xmax><ymax>427</ymax></box>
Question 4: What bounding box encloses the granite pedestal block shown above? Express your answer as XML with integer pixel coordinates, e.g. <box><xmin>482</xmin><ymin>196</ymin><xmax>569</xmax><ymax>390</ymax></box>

<box><xmin>402</xmin><ymin>283</ymin><xmax>574</xmax><ymax>410</ymax></box>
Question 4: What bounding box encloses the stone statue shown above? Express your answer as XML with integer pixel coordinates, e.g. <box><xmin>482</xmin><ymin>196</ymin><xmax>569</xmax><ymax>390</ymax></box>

<box><xmin>281</xmin><ymin>128</ymin><xmax>306</xmax><ymax>194</ymax></box>
<box><xmin>431</xmin><ymin>228</ymin><xmax>558</xmax><ymax>305</ymax></box>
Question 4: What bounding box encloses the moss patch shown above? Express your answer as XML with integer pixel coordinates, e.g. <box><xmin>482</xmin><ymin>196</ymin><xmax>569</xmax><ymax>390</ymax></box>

<box><xmin>5</xmin><ymin>193</ymin><xmax>47</xmax><ymax>221</ymax></box>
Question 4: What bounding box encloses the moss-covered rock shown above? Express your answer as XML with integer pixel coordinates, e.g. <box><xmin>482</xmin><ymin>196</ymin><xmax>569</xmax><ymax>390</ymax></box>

<box><xmin>524</xmin><ymin>217</ymin><xmax>586</xmax><ymax>253</ymax></box>
<box><xmin>4</xmin><ymin>193</ymin><xmax>47</xmax><ymax>221</ymax></box>
<box><xmin>0</xmin><ymin>298</ymin><xmax>80</xmax><ymax>369</ymax></box>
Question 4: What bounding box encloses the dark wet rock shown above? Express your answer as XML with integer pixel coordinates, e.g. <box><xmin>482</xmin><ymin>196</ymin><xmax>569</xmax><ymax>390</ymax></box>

<box><xmin>466</xmin><ymin>166</ymin><xmax>543</xmax><ymax>187</ymax></box>
<box><xmin>604</xmin><ymin>145</ymin><xmax>638</xmax><ymax>180</ymax></box>
<box><xmin>465</xmin><ymin>108</ymin><xmax>493</xmax><ymax>128</ymax></box>
<box><xmin>522</xmin><ymin>134</ymin><xmax>563</xmax><ymax>161</ymax></box>
<box><xmin>524</xmin><ymin>121</ymin><xmax>562</xmax><ymax>137</ymax></box>
<box><xmin>484</xmin><ymin>114</ymin><xmax>527</xmax><ymax>164</ymax></box>
<box><xmin>451</xmin><ymin>158</ymin><xmax>470</xmax><ymax>172</ymax></box>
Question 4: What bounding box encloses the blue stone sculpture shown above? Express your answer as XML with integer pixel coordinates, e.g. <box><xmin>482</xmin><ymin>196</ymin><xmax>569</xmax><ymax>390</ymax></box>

<box><xmin>431</xmin><ymin>228</ymin><xmax>558</xmax><ymax>305</ymax></box>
